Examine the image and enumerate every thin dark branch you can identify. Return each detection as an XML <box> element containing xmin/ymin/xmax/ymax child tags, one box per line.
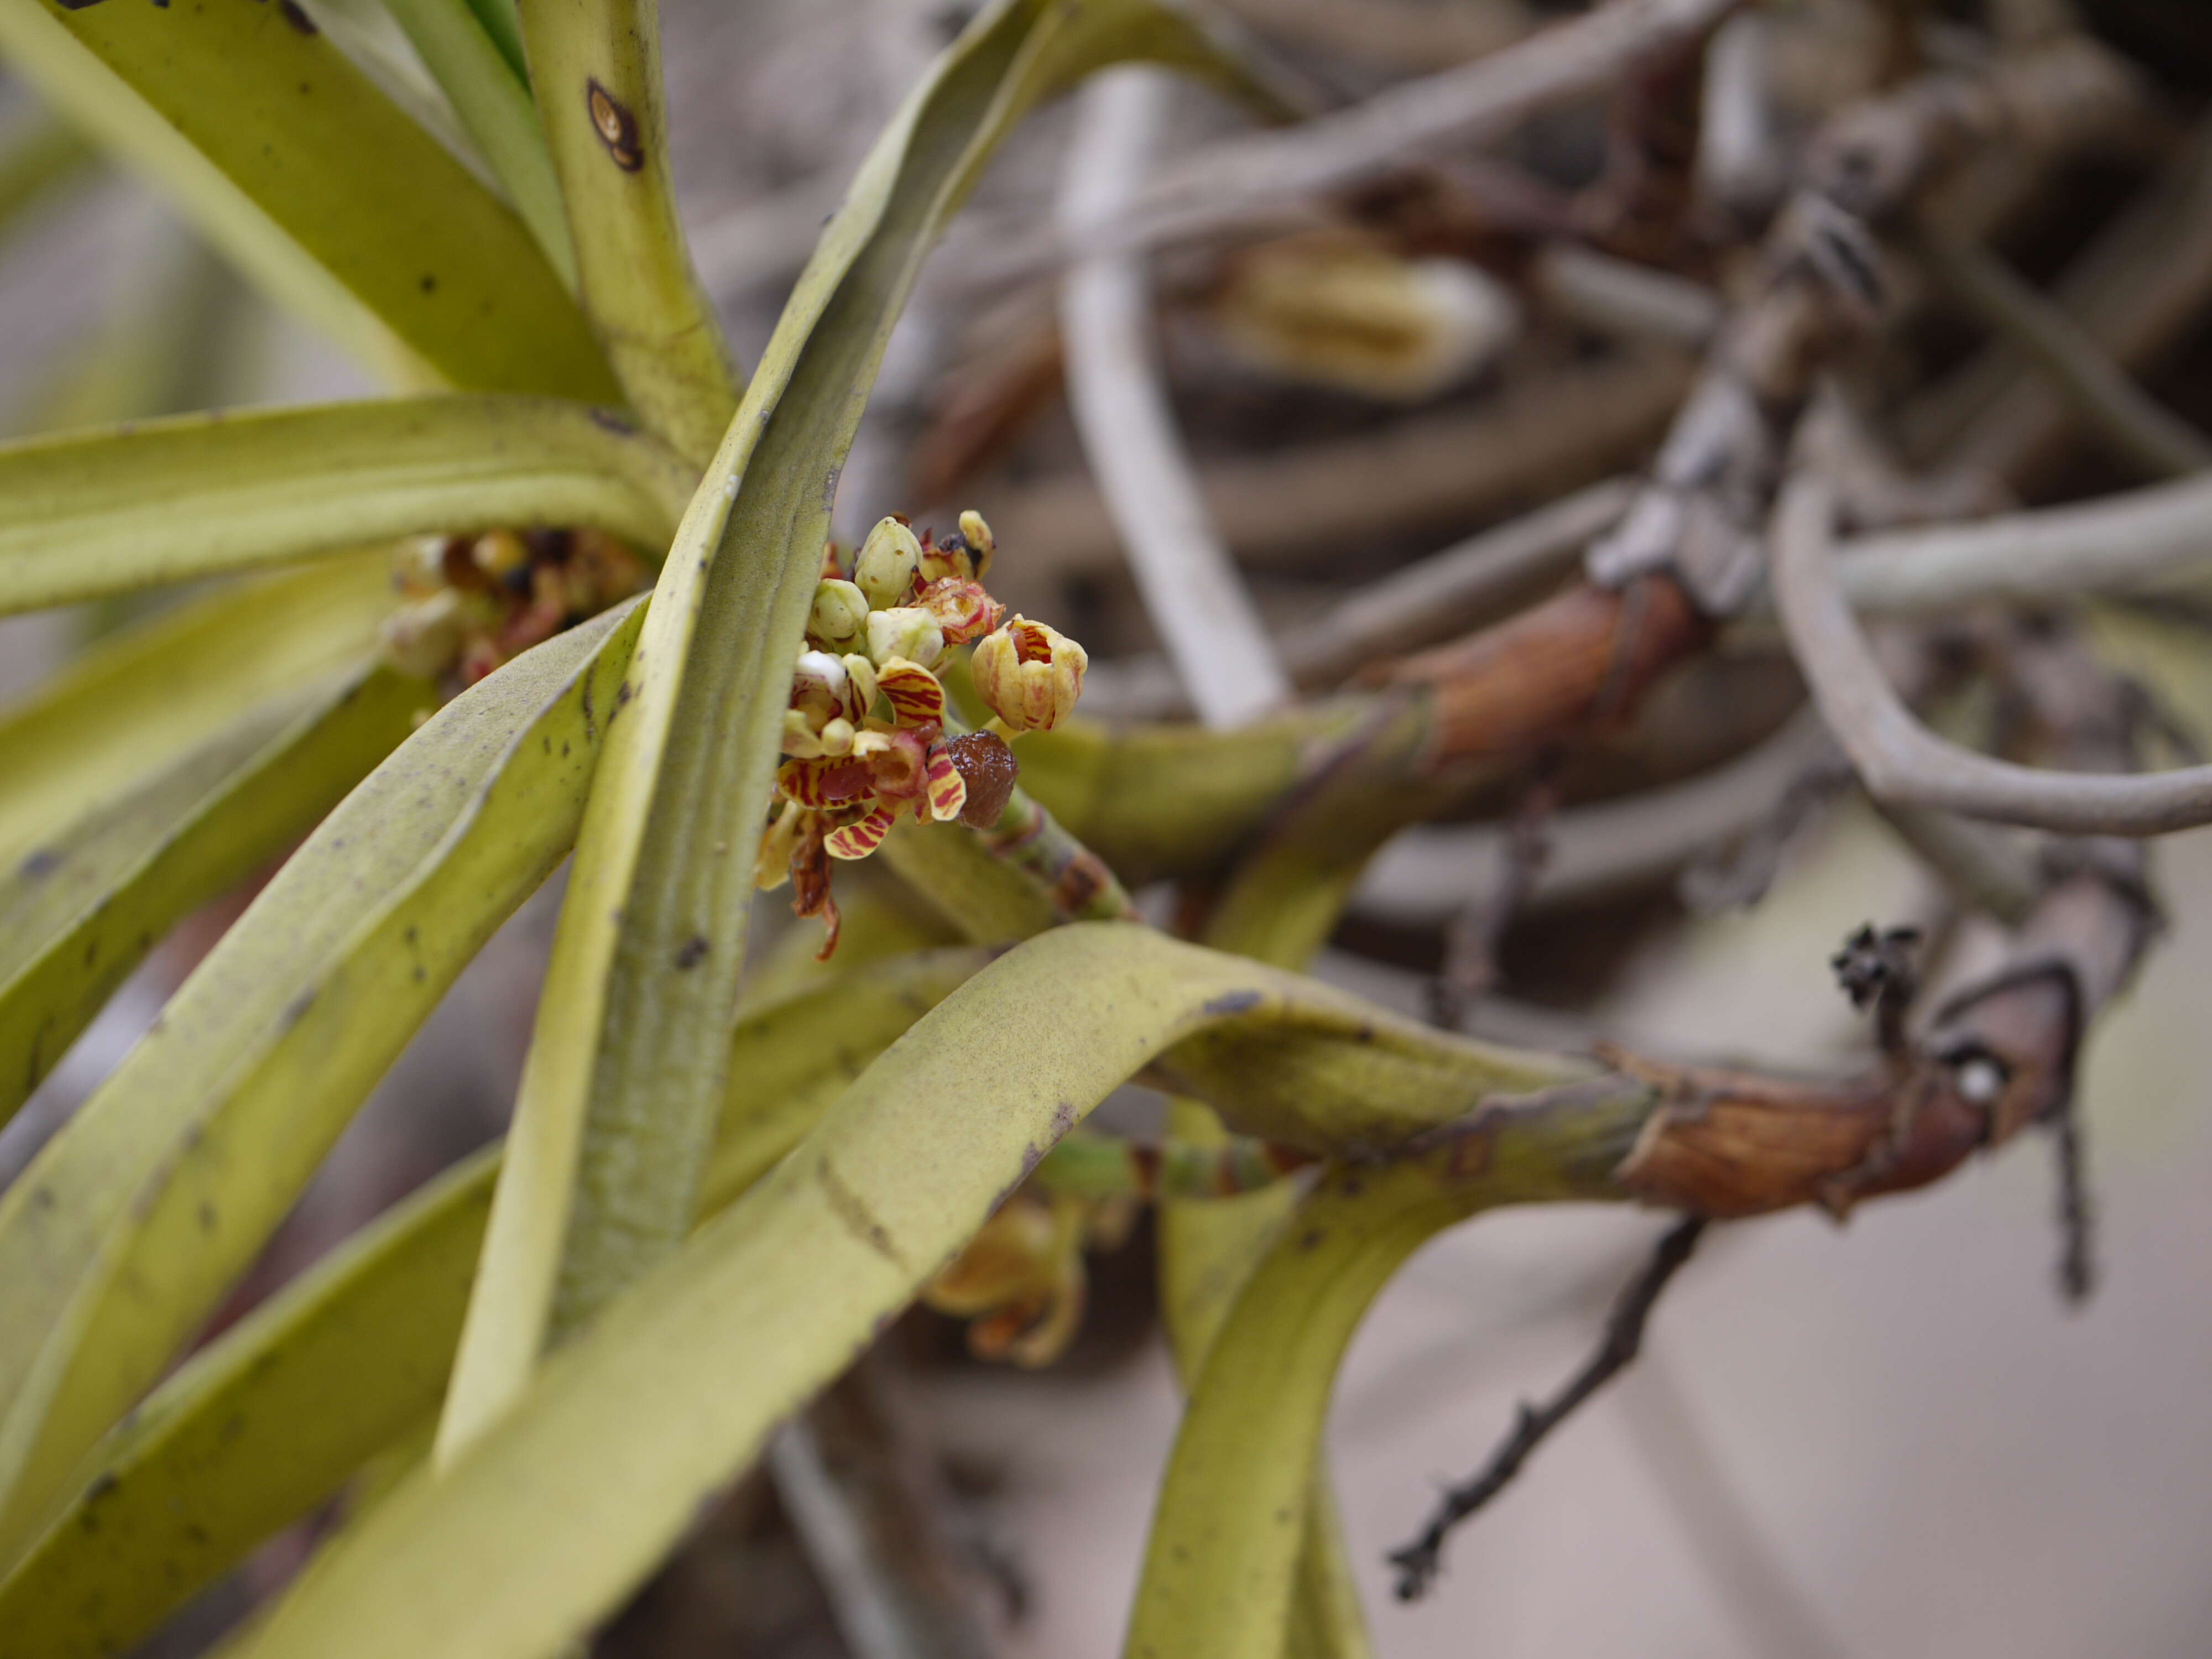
<box><xmin>1911</xmin><ymin>221</ymin><xmax>2212</xmax><ymax>481</ymax></box>
<box><xmin>2052</xmin><ymin>1107</ymin><xmax>2095</xmax><ymax>1304</ymax></box>
<box><xmin>1388</xmin><ymin>1213</ymin><xmax>1708</xmax><ymax>1600</ymax></box>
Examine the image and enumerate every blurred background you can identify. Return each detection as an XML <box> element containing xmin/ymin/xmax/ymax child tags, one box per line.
<box><xmin>3</xmin><ymin>0</ymin><xmax>2211</xmax><ymax>1654</ymax></box>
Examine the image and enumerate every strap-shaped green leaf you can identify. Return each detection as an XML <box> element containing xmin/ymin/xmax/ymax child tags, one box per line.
<box><xmin>0</xmin><ymin>947</ymin><xmax>994</xmax><ymax>1659</ymax></box>
<box><xmin>0</xmin><ymin>0</ymin><xmax>616</xmax><ymax>398</ymax></box>
<box><xmin>229</xmin><ymin>924</ymin><xmax>1574</xmax><ymax>1659</ymax></box>
<box><xmin>438</xmin><ymin>0</ymin><xmax>1294</xmax><ymax>1462</ymax></box>
<box><xmin>0</xmin><ymin>602</ymin><xmax>643</xmax><ymax>1571</ymax></box>
<box><xmin>519</xmin><ymin>0</ymin><xmax>737</xmax><ymax>462</ymax></box>
<box><xmin>381</xmin><ymin>0</ymin><xmax>576</xmax><ymax>290</ymax></box>
<box><xmin>0</xmin><ymin>551</ymin><xmax>395</xmax><ymax>875</ymax></box>
<box><xmin>0</xmin><ymin>397</ymin><xmax>695</xmax><ymax>616</ymax></box>
<box><xmin>1126</xmin><ymin>1086</ymin><xmax>1652</xmax><ymax>1659</ymax></box>
<box><xmin>0</xmin><ymin>664</ymin><xmax>426</xmax><ymax>1132</ymax></box>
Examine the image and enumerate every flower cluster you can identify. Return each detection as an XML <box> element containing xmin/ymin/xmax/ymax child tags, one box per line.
<box><xmin>381</xmin><ymin>528</ymin><xmax>648</xmax><ymax>691</ymax></box>
<box><xmin>758</xmin><ymin>510</ymin><xmax>1089</xmax><ymax>956</ymax></box>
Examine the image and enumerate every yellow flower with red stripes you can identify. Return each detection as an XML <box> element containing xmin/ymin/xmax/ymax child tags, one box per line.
<box><xmin>759</xmin><ymin>510</ymin><xmax>1084</xmax><ymax>957</ymax></box>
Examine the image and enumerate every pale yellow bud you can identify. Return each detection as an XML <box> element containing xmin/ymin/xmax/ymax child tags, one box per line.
<box><xmin>854</xmin><ymin>517</ymin><xmax>922</xmax><ymax>609</ymax></box>
<box><xmin>971</xmin><ymin>615</ymin><xmax>1087</xmax><ymax>733</ymax></box>
<box><xmin>865</xmin><ymin>606</ymin><xmax>945</xmax><ymax>669</ymax></box>
<box><xmin>808</xmin><ymin>578</ymin><xmax>870</xmax><ymax>650</ymax></box>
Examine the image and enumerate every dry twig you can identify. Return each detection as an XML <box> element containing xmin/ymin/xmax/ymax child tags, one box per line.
<box><xmin>957</xmin><ymin>0</ymin><xmax>1745</xmax><ymax>292</ymax></box>
<box><xmin>1911</xmin><ymin>221</ymin><xmax>2212</xmax><ymax>481</ymax></box>
<box><xmin>1058</xmin><ymin>68</ymin><xmax>1288</xmax><ymax>726</ymax></box>
<box><xmin>1387</xmin><ymin>1214</ymin><xmax>1708</xmax><ymax>1599</ymax></box>
<box><xmin>1774</xmin><ymin>473</ymin><xmax>2212</xmax><ymax>836</ymax></box>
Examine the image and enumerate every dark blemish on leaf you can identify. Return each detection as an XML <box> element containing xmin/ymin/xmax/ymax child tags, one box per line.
<box><xmin>411</xmin><ymin>965</ymin><xmax>426</xmax><ymax>983</ymax></box>
<box><xmin>992</xmin><ymin>1140</ymin><xmax>1049</xmax><ymax>1212</ymax></box>
<box><xmin>419</xmin><ymin>273</ymin><xmax>436</xmax><ymax>295</ymax></box>
<box><xmin>197</xmin><ymin>1202</ymin><xmax>217</xmax><ymax>1234</ymax></box>
<box><xmin>18</xmin><ymin>848</ymin><xmax>60</xmax><ymax>881</ymax></box>
<box><xmin>86</xmin><ymin>1472</ymin><xmax>118</xmax><ymax>1505</ymax></box>
<box><xmin>53</xmin><ymin>0</ymin><xmax>110</xmax><ymax>11</ymax></box>
<box><xmin>585</xmin><ymin>79</ymin><xmax>644</xmax><ymax>171</ymax></box>
<box><xmin>278</xmin><ymin>0</ymin><xmax>317</xmax><ymax>33</ymax></box>
<box><xmin>580</xmin><ymin>671</ymin><xmax>598</xmax><ymax>742</ymax></box>
<box><xmin>1298</xmin><ymin>1228</ymin><xmax>1325</xmax><ymax>1251</ymax></box>
<box><xmin>31</xmin><ymin>1185</ymin><xmax>55</xmax><ymax>1210</ymax></box>
<box><xmin>1202</xmin><ymin>989</ymin><xmax>1264</xmax><ymax>1019</ymax></box>
<box><xmin>279</xmin><ymin>989</ymin><xmax>316</xmax><ymax>1031</ymax></box>
<box><xmin>674</xmin><ymin>934</ymin><xmax>709</xmax><ymax>969</ymax></box>
<box><xmin>616</xmin><ymin>682</ymin><xmax>632</xmax><ymax>705</ymax></box>
<box><xmin>587</xmin><ymin>406</ymin><xmax>637</xmax><ymax>436</ymax></box>
<box><xmin>82</xmin><ymin>936</ymin><xmax>97</xmax><ymax>967</ymax></box>
<box><xmin>816</xmin><ymin>1156</ymin><xmax>907</xmax><ymax>1269</ymax></box>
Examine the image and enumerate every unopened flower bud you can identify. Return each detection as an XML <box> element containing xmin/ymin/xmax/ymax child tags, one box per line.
<box><xmin>808</xmin><ymin>578</ymin><xmax>870</xmax><ymax>650</ymax></box>
<box><xmin>971</xmin><ymin>616</ymin><xmax>1087</xmax><ymax>733</ymax></box>
<box><xmin>916</xmin><ymin>577</ymin><xmax>1003</xmax><ymax>645</ymax></box>
<box><xmin>855</xmin><ymin>517</ymin><xmax>922</xmax><ymax>609</ymax></box>
<box><xmin>958</xmin><ymin>510</ymin><xmax>995</xmax><ymax>575</ymax></box>
<box><xmin>865</xmin><ymin>606</ymin><xmax>944</xmax><ymax>669</ymax></box>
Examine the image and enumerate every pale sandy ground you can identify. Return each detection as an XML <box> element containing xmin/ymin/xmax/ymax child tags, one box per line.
<box><xmin>924</xmin><ymin>810</ymin><xmax>2212</xmax><ymax>1659</ymax></box>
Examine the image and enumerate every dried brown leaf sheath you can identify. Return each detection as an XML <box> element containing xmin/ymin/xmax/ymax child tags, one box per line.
<box><xmin>1611</xmin><ymin>1055</ymin><xmax>1991</xmax><ymax>1219</ymax></box>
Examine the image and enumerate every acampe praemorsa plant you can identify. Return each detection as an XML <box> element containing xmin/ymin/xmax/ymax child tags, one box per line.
<box><xmin>0</xmin><ymin>0</ymin><xmax>2204</xmax><ymax>1654</ymax></box>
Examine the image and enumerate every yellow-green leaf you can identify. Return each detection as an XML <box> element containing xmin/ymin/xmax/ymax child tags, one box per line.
<box><xmin>0</xmin><ymin>947</ymin><xmax>993</xmax><ymax>1659</ymax></box>
<box><xmin>0</xmin><ymin>0</ymin><xmax>616</xmax><ymax>398</ymax></box>
<box><xmin>0</xmin><ymin>602</ymin><xmax>643</xmax><ymax>1569</ymax></box>
<box><xmin>519</xmin><ymin>0</ymin><xmax>737</xmax><ymax>462</ymax></box>
<box><xmin>381</xmin><ymin>0</ymin><xmax>576</xmax><ymax>290</ymax></box>
<box><xmin>1126</xmin><ymin>1081</ymin><xmax>1653</xmax><ymax>1659</ymax></box>
<box><xmin>0</xmin><ymin>551</ymin><xmax>395</xmax><ymax>875</ymax></box>
<box><xmin>0</xmin><ymin>664</ymin><xmax>425</xmax><ymax>1131</ymax></box>
<box><xmin>235</xmin><ymin>924</ymin><xmax>1575</xmax><ymax>1659</ymax></box>
<box><xmin>439</xmin><ymin>0</ymin><xmax>1295</xmax><ymax>1462</ymax></box>
<box><xmin>0</xmin><ymin>396</ymin><xmax>695</xmax><ymax>615</ymax></box>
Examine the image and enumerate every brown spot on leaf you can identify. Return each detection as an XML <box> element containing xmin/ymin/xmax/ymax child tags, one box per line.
<box><xmin>586</xmin><ymin>79</ymin><xmax>644</xmax><ymax>171</ymax></box>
